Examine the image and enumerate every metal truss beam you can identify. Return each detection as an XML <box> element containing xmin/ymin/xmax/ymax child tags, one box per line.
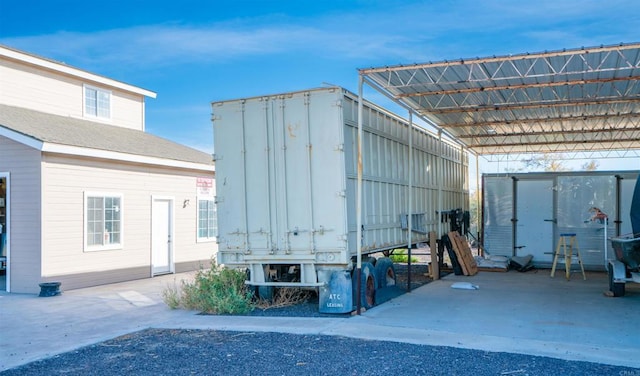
<box><xmin>423</xmin><ymin>97</ymin><xmax>640</xmax><ymax>114</ymax></box>
<box><xmin>359</xmin><ymin>43</ymin><xmax>640</xmax><ymax>74</ymax></box>
<box><xmin>360</xmin><ymin>42</ymin><xmax>640</xmax><ymax>156</ymax></box>
<box><xmin>395</xmin><ymin>76</ymin><xmax>640</xmax><ymax>98</ymax></box>
<box><xmin>457</xmin><ymin>127</ymin><xmax>640</xmax><ymax>139</ymax></box>
<box><xmin>471</xmin><ymin>139</ymin><xmax>640</xmax><ymax>155</ymax></box>
<box><xmin>480</xmin><ymin>149</ymin><xmax>640</xmax><ymax>162</ymax></box>
<box><xmin>440</xmin><ymin>113</ymin><xmax>640</xmax><ymax>129</ymax></box>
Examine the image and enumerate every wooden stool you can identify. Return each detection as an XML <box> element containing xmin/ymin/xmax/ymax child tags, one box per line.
<box><xmin>551</xmin><ymin>233</ymin><xmax>586</xmax><ymax>280</ymax></box>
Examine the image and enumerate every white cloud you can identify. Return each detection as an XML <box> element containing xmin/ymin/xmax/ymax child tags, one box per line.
<box><xmin>2</xmin><ymin>1</ymin><xmax>636</xmax><ymax>73</ymax></box>
<box><xmin>0</xmin><ymin>5</ymin><xmax>465</xmax><ymax>70</ymax></box>
<box><xmin>10</xmin><ymin>3</ymin><xmax>442</xmax><ymax>65</ymax></box>
<box><xmin>2</xmin><ymin>24</ymin><xmax>302</xmax><ymax>67</ymax></box>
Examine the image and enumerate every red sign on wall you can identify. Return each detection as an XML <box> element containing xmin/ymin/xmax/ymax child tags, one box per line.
<box><xmin>197</xmin><ymin>177</ymin><xmax>214</xmax><ymax>197</ymax></box>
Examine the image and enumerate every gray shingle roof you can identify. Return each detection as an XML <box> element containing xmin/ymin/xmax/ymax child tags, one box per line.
<box><xmin>0</xmin><ymin>104</ymin><xmax>213</xmax><ymax>166</ymax></box>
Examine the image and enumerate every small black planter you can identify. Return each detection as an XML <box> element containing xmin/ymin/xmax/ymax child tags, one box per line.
<box><xmin>39</xmin><ymin>282</ymin><xmax>61</xmax><ymax>297</ymax></box>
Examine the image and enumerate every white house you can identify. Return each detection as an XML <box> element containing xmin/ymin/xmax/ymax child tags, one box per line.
<box><xmin>0</xmin><ymin>45</ymin><xmax>217</xmax><ymax>293</ymax></box>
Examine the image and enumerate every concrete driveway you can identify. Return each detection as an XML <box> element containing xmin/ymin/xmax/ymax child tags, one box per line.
<box><xmin>1</xmin><ymin>269</ymin><xmax>638</xmax><ymax>371</ymax></box>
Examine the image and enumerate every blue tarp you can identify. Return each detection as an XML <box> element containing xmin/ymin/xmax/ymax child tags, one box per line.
<box><xmin>632</xmin><ymin>177</ymin><xmax>640</xmax><ymax>236</ymax></box>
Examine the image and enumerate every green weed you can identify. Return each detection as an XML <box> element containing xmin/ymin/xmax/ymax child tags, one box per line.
<box><xmin>162</xmin><ymin>259</ymin><xmax>254</xmax><ymax>314</ymax></box>
<box><xmin>389</xmin><ymin>249</ymin><xmax>419</xmax><ymax>263</ymax></box>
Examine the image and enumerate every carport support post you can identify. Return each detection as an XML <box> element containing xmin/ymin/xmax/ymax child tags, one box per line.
<box><xmin>511</xmin><ymin>176</ymin><xmax>518</xmax><ymax>257</ymax></box>
<box><xmin>476</xmin><ymin>155</ymin><xmax>481</xmax><ymax>255</ymax></box>
<box><xmin>437</xmin><ymin>130</ymin><xmax>443</xmax><ymax>240</ymax></box>
<box><xmin>407</xmin><ymin>111</ymin><xmax>413</xmax><ymax>292</ymax></box>
<box><xmin>356</xmin><ymin>75</ymin><xmax>364</xmax><ymax>314</ymax></box>
<box><xmin>461</xmin><ymin>144</ymin><xmax>465</xmax><ymax>214</ymax></box>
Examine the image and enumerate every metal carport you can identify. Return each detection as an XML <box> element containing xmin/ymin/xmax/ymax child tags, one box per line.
<box><xmin>358</xmin><ymin>42</ymin><xmax>640</xmax><ymax>158</ymax></box>
<box><xmin>352</xmin><ymin>43</ymin><xmax>640</xmax><ymax>302</ymax></box>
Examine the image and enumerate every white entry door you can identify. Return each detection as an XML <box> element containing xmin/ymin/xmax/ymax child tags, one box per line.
<box><xmin>152</xmin><ymin>198</ymin><xmax>173</xmax><ymax>275</ymax></box>
<box><xmin>516</xmin><ymin>179</ymin><xmax>555</xmax><ymax>262</ymax></box>
<box><xmin>0</xmin><ymin>173</ymin><xmax>8</xmax><ymax>292</ymax></box>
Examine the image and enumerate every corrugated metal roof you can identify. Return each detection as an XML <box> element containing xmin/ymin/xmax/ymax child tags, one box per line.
<box><xmin>359</xmin><ymin>43</ymin><xmax>640</xmax><ymax>156</ymax></box>
<box><xmin>0</xmin><ymin>104</ymin><xmax>213</xmax><ymax>167</ymax></box>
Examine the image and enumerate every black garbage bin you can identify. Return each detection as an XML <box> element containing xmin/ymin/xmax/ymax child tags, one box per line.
<box><xmin>39</xmin><ymin>282</ymin><xmax>61</xmax><ymax>297</ymax></box>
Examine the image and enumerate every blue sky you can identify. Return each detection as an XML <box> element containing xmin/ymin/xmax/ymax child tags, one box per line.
<box><xmin>1</xmin><ymin>0</ymin><xmax>639</xmax><ymax>174</ymax></box>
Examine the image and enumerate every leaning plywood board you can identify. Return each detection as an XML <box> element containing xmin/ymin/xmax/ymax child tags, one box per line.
<box><xmin>460</xmin><ymin>235</ymin><xmax>478</xmax><ymax>275</ymax></box>
<box><xmin>448</xmin><ymin>232</ymin><xmax>478</xmax><ymax>276</ymax></box>
<box><xmin>458</xmin><ymin>233</ymin><xmax>478</xmax><ymax>276</ymax></box>
<box><xmin>447</xmin><ymin>232</ymin><xmax>467</xmax><ymax>275</ymax></box>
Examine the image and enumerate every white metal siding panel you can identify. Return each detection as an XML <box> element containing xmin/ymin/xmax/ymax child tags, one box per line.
<box><xmin>483</xmin><ymin>176</ymin><xmax>514</xmax><ymax>257</ymax></box>
<box><xmin>301</xmin><ymin>91</ymin><xmax>348</xmax><ymax>260</ymax></box>
<box><xmin>342</xmin><ymin>94</ymin><xmax>468</xmax><ymax>254</ymax></box>
<box><xmin>244</xmin><ymin>98</ymin><xmax>275</xmax><ymax>255</ymax></box>
<box><xmin>40</xmin><ymin>154</ymin><xmax>215</xmax><ymax>277</ymax></box>
<box><xmin>483</xmin><ymin>172</ymin><xmax>638</xmax><ymax>269</ymax></box>
<box><xmin>213</xmin><ymin>100</ymin><xmax>254</xmax><ymax>259</ymax></box>
<box><xmin>214</xmin><ymin>89</ymin><xmax>348</xmax><ymax>266</ymax></box>
<box><xmin>0</xmin><ymin>57</ymin><xmax>145</xmax><ymax>130</ymax></box>
<box><xmin>273</xmin><ymin>91</ymin><xmax>347</xmax><ymax>256</ymax></box>
<box><xmin>0</xmin><ymin>136</ymin><xmax>42</xmax><ymax>293</ymax></box>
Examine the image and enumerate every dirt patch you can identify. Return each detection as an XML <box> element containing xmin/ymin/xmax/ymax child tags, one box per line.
<box><xmin>394</xmin><ymin>263</ymin><xmax>432</xmax><ymax>289</ymax></box>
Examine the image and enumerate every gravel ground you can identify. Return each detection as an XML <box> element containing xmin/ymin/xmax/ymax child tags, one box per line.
<box><xmin>3</xmin><ymin>263</ymin><xmax>637</xmax><ymax>375</ymax></box>
<box><xmin>3</xmin><ymin>329</ymin><xmax>636</xmax><ymax>376</ymax></box>
<box><xmin>5</xmin><ymin>264</ymin><xmax>640</xmax><ymax>376</ymax></box>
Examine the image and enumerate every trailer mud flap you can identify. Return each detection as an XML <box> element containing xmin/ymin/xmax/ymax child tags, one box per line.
<box><xmin>319</xmin><ymin>271</ymin><xmax>352</xmax><ymax>314</ymax></box>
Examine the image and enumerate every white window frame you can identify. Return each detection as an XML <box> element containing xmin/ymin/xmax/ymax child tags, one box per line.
<box><xmin>83</xmin><ymin>84</ymin><xmax>112</xmax><ymax>120</ymax></box>
<box><xmin>84</xmin><ymin>192</ymin><xmax>123</xmax><ymax>252</ymax></box>
<box><xmin>196</xmin><ymin>196</ymin><xmax>217</xmax><ymax>242</ymax></box>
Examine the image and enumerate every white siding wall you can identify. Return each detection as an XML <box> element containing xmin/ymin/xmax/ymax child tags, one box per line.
<box><xmin>0</xmin><ymin>58</ymin><xmax>145</xmax><ymax>130</ymax></box>
<box><xmin>41</xmin><ymin>154</ymin><xmax>216</xmax><ymax>278</ymax></box>
<box><xmin>112</xmin><ymin>90</ymin><xmax>145</xmax><ymax>131</ymax></box>
<box><xmin>0</xmin><ymin>137</ymin><xmax>42</xmax><ymax>293</ymax></box>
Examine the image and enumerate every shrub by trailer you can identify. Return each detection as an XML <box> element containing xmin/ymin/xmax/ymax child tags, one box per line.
<box><xmin>212</xmin><ymin>87</ymin><xmax>467</xmax><ymax>313</ymax></box>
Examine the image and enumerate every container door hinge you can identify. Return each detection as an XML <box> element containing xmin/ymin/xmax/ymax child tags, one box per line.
<box><xmin>337</xmin><ymin>190</ymin><xmax>346</xmax><ymax>197</ymax></box>
<box><xmin>335</xmin><ymin>144</ymin><xmax>344</xmax><ymax>151</ymax></box>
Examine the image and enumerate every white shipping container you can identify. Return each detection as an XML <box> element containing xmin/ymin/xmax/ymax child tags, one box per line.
<box><xmin>212</xmin><ymin>87</ymin><xmax>467</xmax><ymax>312</ymax></box>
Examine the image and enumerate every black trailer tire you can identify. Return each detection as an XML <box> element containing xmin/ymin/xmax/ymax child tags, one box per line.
<box><xmin>608</xmin><ymin>262</ymin><xmax>625</xmax><ymax>297</ymax></box>
<box><xmin>375</xmin><ymin>257</ymin><xmax>396</xmax><ymax>288</ymax></box>
<box><xmin>353</xmin><ymin>262</ymin><xmax>377</xmax><ymax>309</ymax></box>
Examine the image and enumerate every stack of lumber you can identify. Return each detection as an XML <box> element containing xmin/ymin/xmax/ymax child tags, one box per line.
<box><xmin>447</xmin><ymin>231</ymin><xmax>478</xmax><ymax>276</ymax></box>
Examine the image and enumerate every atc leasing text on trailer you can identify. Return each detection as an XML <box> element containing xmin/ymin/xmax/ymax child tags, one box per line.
<box><xmin>212</xmin><ymin>87</ymin><xmax>467</xmax><ymax>313</ymax></box>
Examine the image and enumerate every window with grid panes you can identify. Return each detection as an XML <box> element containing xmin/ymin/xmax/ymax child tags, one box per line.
<box><xmin>85</xmin><ymin>193</ymin><xmax>122</xmax><ymax>250</ymax></box>
<box><xmin>84</xmin><ymin>85</ymin><xmax>111</xmax><ymax>119</ymax></box>
<box><xmin>197</xmin><ymin>198</ymin><xmax>217</xmax><ymax>241</ymax></box>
